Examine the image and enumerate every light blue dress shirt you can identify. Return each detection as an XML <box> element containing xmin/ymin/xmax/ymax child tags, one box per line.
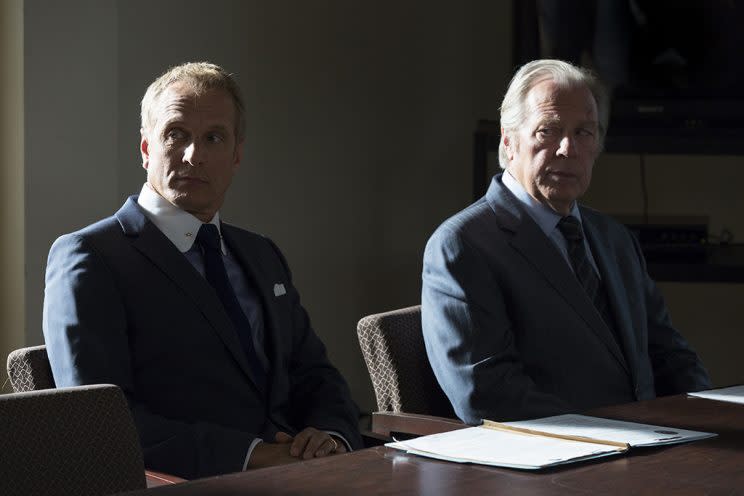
<box><xmin>502</xmin><ymin>171</ymin><xmax>601</xmax><ymax>277</ymax></box>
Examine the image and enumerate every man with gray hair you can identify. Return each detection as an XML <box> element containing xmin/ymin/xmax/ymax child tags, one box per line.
<box><xmin>421</xmin><ymin>59</ymin><xmax>710</xmax><ymax>425</ymax></box>
<box><xmin>43</xmin><ymin>61</ymin><xmax>361</xmax><ymax>479</ymax></box>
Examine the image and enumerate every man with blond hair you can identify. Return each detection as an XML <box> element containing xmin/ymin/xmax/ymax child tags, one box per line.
<box><xmin>44</xmin><ymin>62</ymin><xmax>361</xmax><ymax>479</ymax></box>
<box><xmin>422</xmin><ymin>59</ymin><xmax>710</xmax><ymax>425</ymax></box>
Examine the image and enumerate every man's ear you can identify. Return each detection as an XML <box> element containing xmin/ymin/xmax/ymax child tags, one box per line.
<box><xmin>502</xmin><ymin>128</ymin><xmax>514</xmax><ymax>160</ymax></box>
<box><xmin>233</xmin><ymin>140</ymin><xmax>244</xmax><ymax>171</ymax></box>
<box><xmin>140</xmin><ymin>129</ymin><xmax>150</xmax><ymax>170</ymax></box>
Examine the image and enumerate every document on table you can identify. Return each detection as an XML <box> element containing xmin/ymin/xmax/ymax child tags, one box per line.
<box><xmin>387</xmin><ymin>414</ymin><xmax>715</xmax><ymax>470</ymax></box>
<box><xmin>688</xmin><ymin>384</ymin><xmax>744</xmax><ymax>405</ymax></box>
<box><xmin>387</xmin><ymin>425</ymin><xmax>624</xmax><ymax>470</ymax></box>
<box><xmin>505</xmin><ymin>414</ymin><xmax>716</xmax><ymax>447</ymax></box>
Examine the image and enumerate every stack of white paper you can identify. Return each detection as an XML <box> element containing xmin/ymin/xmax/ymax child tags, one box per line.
<box><xmin>388</xmin><ymin>414</ymin><xmax>716</xmax><ymax>470</ymax></box>
<box><xmin>688</xmin><ymin>385</ymin><xmax>744</xmax><ymax>405</ymax></box>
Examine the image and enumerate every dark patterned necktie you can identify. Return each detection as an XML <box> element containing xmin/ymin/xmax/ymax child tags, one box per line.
<box><xmin>558</xmin><ymin>216</ymin><xmax>600</xmax><ymax>301</ymax></box>
<box><xmin>557</xmin><ymin>216</ymin><xmax>616</xmax><ymax>335</ymax></box>
<box><xmin>196</xmin><ymin>223</ymin><xmax>266</xmax><ymax>392</ymax></box>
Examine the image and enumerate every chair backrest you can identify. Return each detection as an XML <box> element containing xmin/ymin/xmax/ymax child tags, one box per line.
<box><xmin>6</xmin><ymin>344</ymin><xmax>56</xmax><ymax>392</ymax></box>
<box><xmin>0</xmin><ymin>384</ymin><xmax>147</xmax><ymax>496</ymax></box>
<box><xmin>357</xmin><ymin>305</ymin><xmax>454</xmax><ymax>417</ymax></box>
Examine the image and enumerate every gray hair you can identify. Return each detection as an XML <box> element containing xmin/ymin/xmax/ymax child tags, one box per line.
<box><xmin>140</xmin><ymin>61</ymin><xmax>246</xmax><ymax>142</ymax></box>
<box><xmin>498</xmin><ymin>59</ymin><xmax>608</xmax><ymax>168</ymax></box>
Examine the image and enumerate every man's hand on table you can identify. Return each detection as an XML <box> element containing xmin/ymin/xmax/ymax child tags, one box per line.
<box><xmin>248</xmin><ymin>428</ymin><xmax>346</xmax><ymax>469</ymax></box>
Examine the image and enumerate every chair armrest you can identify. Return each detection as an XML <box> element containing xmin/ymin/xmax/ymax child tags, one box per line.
<box><xmin>371</xmin><ymin>411</ymin><xmax>466</xmax><ymax>438</ymax></box>
<box><xmin>361</xmin><ymin>429</ymin><xmax>393</xmax><ymax>446</ymax></box>
<box><xmin>145</xmin><ymin>470</ymin><xmax>186</xmax><ymax>487</ymax></box>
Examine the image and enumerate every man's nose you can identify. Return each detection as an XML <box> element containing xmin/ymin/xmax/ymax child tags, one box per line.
<box><xmin>556</xmin><ymin>135</ymin><xmax>576</xmax><ymax>157</ymax></box>
<box><xmin>183</xmin><ymin>141</ymin><xmax>205</xmax><ymax>166</ymax></box>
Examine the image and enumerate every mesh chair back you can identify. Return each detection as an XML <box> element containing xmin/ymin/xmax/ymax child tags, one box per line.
<box><xmin>7</xmin><ymin>344</ymin><xmax>56</xmax><ymax>392</ymax></box>
<box><xmin>0</xmin><ymin>384</ymin><xmax>146</xmax><ymax>496</ymax></box>
<box><xmin>357</xmin><ymin>305</ymin><xmax>454</xmax><ymax>417</ymax></box>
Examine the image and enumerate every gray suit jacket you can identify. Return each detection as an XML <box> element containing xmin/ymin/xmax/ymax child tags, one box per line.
<box><xmin>43</xmin><ymin>196</ymin><xmax>361</xmax><ymax>479</ymax></box>
<box><xmin>422</xmin><ymin>174</ymin><xmax>710</xmax><ymax>424</ymax></box>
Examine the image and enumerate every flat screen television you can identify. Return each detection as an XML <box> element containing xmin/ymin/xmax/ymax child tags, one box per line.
<box><xmin>513</xmin><ymin>0</ymin><xmax>744</xmax><ymax>154</ymax></box>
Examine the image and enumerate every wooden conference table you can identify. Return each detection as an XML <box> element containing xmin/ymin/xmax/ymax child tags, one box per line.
<box><xmin>122</xmin><ymin>394</ymin><xmax>744</xmax><ymax>495</ymax></box>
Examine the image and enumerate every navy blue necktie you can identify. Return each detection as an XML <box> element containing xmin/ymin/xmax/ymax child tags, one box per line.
<box><xmin>196</xmin><ymin>223</ymin><xmax>266</xmax><ymax>392</ymax></box>
<box><xmin>557</xmin><ymin>216</ymin><xmax>617</xmax><ymax>338</ymax></box>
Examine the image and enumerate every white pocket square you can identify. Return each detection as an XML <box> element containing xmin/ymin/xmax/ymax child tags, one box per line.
<box><xmin>273</xmin><ymin>283</ymin><xmax>286</xmax><ymax>297</ymax></box>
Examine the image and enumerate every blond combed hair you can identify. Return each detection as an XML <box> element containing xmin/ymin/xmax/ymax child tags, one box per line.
<box><xmin>140</xmin><ymin>61</ymin><xmax>246</xmax><ymax>141</ymax></box>
<box><xmin>498</xmin><ymin>59</ymin><xmax>608</xmax><ymax>168</ymax></box>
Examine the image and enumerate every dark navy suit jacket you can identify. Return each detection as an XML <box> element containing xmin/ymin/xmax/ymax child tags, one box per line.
<box><xmin>422</xmin><ymin>174</ymin><xmax>710</xmax><ymax>424</ymax></box>
<box><xmin>43</xmin><ymin>196</ymin><xmax>361</xmax><ymax>479</ymax></box>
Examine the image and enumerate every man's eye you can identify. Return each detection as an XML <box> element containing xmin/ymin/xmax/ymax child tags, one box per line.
<box><xmin>207</xmin><ymin>134</ymin><xmax>224</xmax><ymax>144</ymax></box>
<box><xmin>165</xmin><ymin>129</ymin><xmax>186</xmax><ymax>141</ymax></box>
<box><xmin>577</xmin><ymin>128</ymin><xmax>595</xmax><ymax>137</ymax></box>
<box><xmin>537</xmin><ymin>128</ymin><xmax>556</xmax><ymax>137</ymax></box>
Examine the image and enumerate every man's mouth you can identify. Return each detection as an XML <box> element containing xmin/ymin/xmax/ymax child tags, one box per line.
<box><xmin>173</xmin><ymin>176</ymin><xmax>207</xmax><ymax>184</ymax></box>
<box><xmin>545</xmin><ymin>170</ymin><xmax>577</xmax><ymax>180</ymax></box>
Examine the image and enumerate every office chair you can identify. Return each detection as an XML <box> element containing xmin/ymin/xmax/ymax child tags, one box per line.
<box><xmin>6</xmin><ymin>344</ymin><xmax>55</xmax><ymax>392</ymax></box>
<box><xmin>6</xmin><ymin>345</ymin><xmax>185</xmax><ymax>487</ymax></box>
<box><xmin>357</xmin><ymin>306</ymin><xmax>464</xmax><ymax>438</ymax></box>
<box><xmin>0</xmin><ymin>384</ymin><xmax>146</xmax><ymax>496</ymax></box>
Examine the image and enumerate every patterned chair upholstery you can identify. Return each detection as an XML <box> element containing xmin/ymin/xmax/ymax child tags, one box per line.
<box><xmin>6</xmin><ymin>345</ymin><xmax>185</xmax><ymax>487</ymax></box>
<box><xmin>357</xmin><ymin>305</ymin><xmax>455</xmax><ymax>417</ymax></box>
<box><xmin>6</xmin><ymin>344</ymin><xmax>56</xmax><ymax>392</ymax></box>
<box><xmin>0</xmin><ymin>384</ymin><xmax>146</xmax><ymax>496</ymax></box>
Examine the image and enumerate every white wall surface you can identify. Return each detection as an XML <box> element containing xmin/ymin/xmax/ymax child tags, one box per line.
<box><xmin>0</xmin><ymin>0</ymin><xmax>25</xmax><ymax>384</ymax></box>
<box><xmin>24</xmin><ymin>0</ymin><xmax>119</xmax><ymax>352</ymax></box>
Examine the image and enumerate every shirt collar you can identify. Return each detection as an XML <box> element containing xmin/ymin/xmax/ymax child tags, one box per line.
<box><xmin>137</xmin><ymin>183</ymin><xmax>226</xmax><ymax>254</ymax></box>
<box><xmin>502</xmin><ymin>169</ymin><xmax>582</xmax><ymax>237</ymax></box>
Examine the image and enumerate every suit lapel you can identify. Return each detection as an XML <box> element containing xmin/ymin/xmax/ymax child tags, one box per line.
<box><xmin>221</xmin><ymin>225</ymin><xmax>285</xmax><ymax>405</ymax></box>
<box><xmin>486</xmin><ymin>177</ymin><xmax>628</xmax><ymax>372</ymax></box>
<box><xmin>582</xmin><ymin>212</ymin><xmax>637</xmax><ymax>381</ymax></box>
<box><xmin>114</xmin><ymin>197</ymin><xmax>259</xmax><ymax>388</ymax></box>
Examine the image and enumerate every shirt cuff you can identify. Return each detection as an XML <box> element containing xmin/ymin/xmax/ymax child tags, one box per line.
<box><xmin>324</xmin><ymin>430</ymin><xmax>352</xmax><ymax>452</ymax></box>
<box><xmin>242</xmin><ymin>438</ymin><xmax>264</xmax><ymax>470</ymax></box>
